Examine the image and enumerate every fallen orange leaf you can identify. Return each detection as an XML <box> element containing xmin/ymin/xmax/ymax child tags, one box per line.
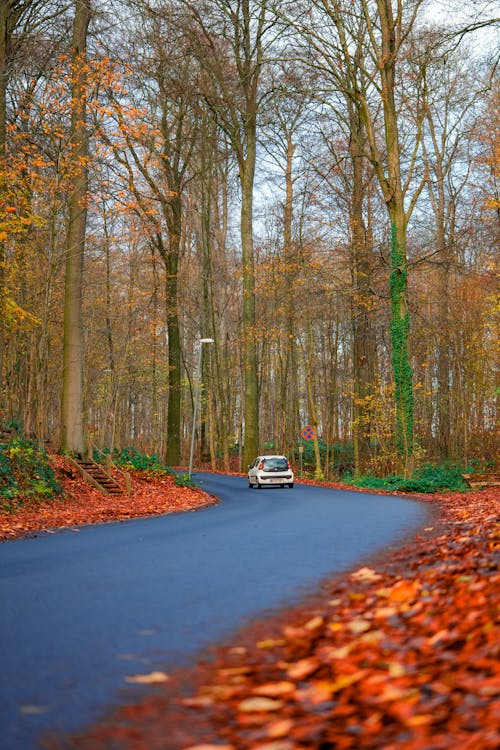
<box><xmin>124</xmin><ymin>671</ymin><xmax>170</xmax><ymax>684</ymax></box>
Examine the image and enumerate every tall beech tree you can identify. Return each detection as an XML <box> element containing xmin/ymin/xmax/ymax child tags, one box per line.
<box><xmin>60</xmin><ymin>0</ymin><xmax>90</xmax><ymax>454</ymax></box>
<box><xmin>291</xmin><ymin>0</ymin><xmax>429</xmax><ymax>475</ymax></box>
<box><xmin>101</xmin><ymin>7</ymin><xmax>201</xmax><ymax>464</ymax></box>
<box><xmin>337</xmin><ymin>0</ymin><xmax>428</xmax><ymax>476</ymax></box>
<box><xmin>194</xmin><ymin>115</ymin><xmax>234</xmax><ymax>468</ymax></box>
<box><xmin>417</xmin><ymin>40</ymin><xmax>484</xmax><ymax>458</ymax></box>
<box><xmin>348</xmin><ymin>104</ymin><xmax>378</xmax><ymax>477</ymax></box>
<box><xmin>307</xmin><ymin>65</ymin><xmax>378</xmax><ymax>475</ymax></box>
<box><xmin>184</xmin><ymin>0</ymin><xmax>275</xmax><ymax>467</ymax></box>
<box><xmin>259</xmin><ymin>62</ymin><xmax>311</xmax><ymax>457</ymax></box>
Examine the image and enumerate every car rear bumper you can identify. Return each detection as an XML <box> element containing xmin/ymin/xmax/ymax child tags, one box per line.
<box><xmin>258</xmin><ymin>474</ymin><xmax>293</xmax><ymax>484</ymax></box>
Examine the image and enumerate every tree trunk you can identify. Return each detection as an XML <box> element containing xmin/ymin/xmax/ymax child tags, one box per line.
<box><xmin>281</xmin><ymin>133</ymin><xmax>299</xmax><ymax>456</ymax></box>
<box><xmin>200</xmin><ymin>139</ymin><xmax>213</xmax><ymax>463</ymax></box>
<box><xmin>422</xmin><ymin>92</ymin><xmax>453</xmax><ymax>460</ymax></box>
<box><xmin>436</xmin><ymin>234</ymin><xmax>451</xmax><ymax>459</ymax></box>
<box><xmin>305</xmin><ymin>319</ymin><xmax>323</xmax><ymax>479</ymax></box>
<box><xmin>60</xmin><ymin>0</ymin><xmax>90</xmax><ymax>455</ymax></box>
<box><xmin>160</xmin><ymin>209</ymin><xmax>182</xmax><ymax>466</ymax></box>
<box><xmin>349</xmin><ymin>115</ymin><xmax>376</xmax><ymax>477</ymax></box>
<box><xmin>206</xmin><ymin>140</ymin><xmax>231</xmax><ymax>471</ymax></box>
<box><xmin>376</xmin><ymin>0</ymin><xmax>415</xmax><ymax>476</ymax></box>
<box><xmin>388</xmin><ymin>214</ymin><xmax>414</xmax><ymax>474</ymax></box>
<box><xmin>240</xmin><ymin>123</ymin><xmax>259</xmax><ymax>467</ymax></box>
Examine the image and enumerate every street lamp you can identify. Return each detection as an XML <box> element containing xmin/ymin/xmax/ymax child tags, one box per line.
<box><xmin>188</xmin><ymin>337</ymin><xmax>214</xmax><ymax>477</ymax></box>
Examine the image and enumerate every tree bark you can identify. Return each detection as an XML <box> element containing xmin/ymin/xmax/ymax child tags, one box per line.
<box><xmin>240</xmin><ymin>116</ymin><xmax>259</xmax><ymax>466</ymax></box>
<box><xmin>349</xmin><ymin>112</ymin><xmax>377</xmax><ymax>477</ymax></box>
<box><xmin>281</xmin><ymin>133</ymin><xmax>300</xmax><ymax>456</ymax></box>
<box><xmin>60</xmin><ymin>0</ymin><xmax>90</xmax><ymax>455</ymax></box>
<box><xmin>158</xmin><ymin>215</ymin><xmax>182</xmax><ymax>466</ymax></box>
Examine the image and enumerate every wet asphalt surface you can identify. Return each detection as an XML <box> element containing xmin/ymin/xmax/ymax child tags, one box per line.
<box><xmin>0</xmin><ymin>473</ymin><xmax>430</xmax><ymax>749</ymax></box>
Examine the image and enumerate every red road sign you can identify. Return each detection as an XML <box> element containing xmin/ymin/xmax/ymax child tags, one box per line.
<box><xmin>301</xmin><ymin>425</ymin><xmax>316</xmax><ymax>441</ymax></box>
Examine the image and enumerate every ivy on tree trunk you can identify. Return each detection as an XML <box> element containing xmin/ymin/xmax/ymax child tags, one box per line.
<box><xmin>389</xmin><ymin>221</ymin><xmax>414</xmax><ymax>475</ymax></box>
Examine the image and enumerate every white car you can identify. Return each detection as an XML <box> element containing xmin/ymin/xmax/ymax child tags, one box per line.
<box><xmin>248</xmin><ymin>455</ymin><xmax>294</xmax><ymax>489</ymax></box>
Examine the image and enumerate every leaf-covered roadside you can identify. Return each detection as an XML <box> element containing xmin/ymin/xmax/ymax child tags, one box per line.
<box><xmin>46</xmin><ymin>488</ymin><xmax>499</xmax><ymax>750</ymax></box>
<box><xmin>0</xmin><ymin>455</ymin><xmax>215</xmax><ymax>541</ymax></box>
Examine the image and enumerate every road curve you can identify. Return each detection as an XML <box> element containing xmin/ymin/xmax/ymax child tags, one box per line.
<box><xmin>0</xmin><ymin>474</ymin><xmax>430</xmax><ymax>749</ymax></box>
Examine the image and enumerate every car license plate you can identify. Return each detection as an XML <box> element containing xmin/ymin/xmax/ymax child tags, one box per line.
<box><xmin>271</xmin><ymin>478</ymin><xmax>281</xmax><ymax>483</ymax></box>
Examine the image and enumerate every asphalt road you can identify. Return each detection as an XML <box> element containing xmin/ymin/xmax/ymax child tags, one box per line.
<box><xmin>0</xmin><ymin>474</ymin><xmax>430</xmax><ymax>749</ymax></box>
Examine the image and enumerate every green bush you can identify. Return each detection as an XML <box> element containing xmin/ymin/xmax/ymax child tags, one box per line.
<box><xmin>100</xmin><ymin>448</ymin><xmax>199</xmax><ymax>488</ymax></box>
<box><xmin>347</xmin><ymin>474</ymin><xmax>403</xmax><ymax>491</ymax></box>
<box><xmin>293</xmin><ymin>440</ymin><xmax>354</xmax><ymax>475</ymax></box>
<box><xmin>403</xmin><ymin>463</ymin><xmax>469</xmax><ymax>492</ymax></box>
<box><xmin>331</xmin><ymin>441</ymin><xmax>354</xmax><ymax>474</ymax></box>
<box><xmin>0</xmin><ymin>437</ymin><xmax>62</xmax><ymax>510</ymax></box>
<box><xmin>111</xmin><ymin>447</ymin><xmax>172</xmax><ymax>475</ymax></box>
<box><xmin>0</xmin><ymin>448</ymin><xmax>18</xmax><ymax>502</ymax></box>
<box><xmin>174</xmin><ymin>473</ymin><xmax>195</xmax><ymax>488</ymax></box>
<box><xmin>348</xmin><ymin>462</ymin><xmax>470</xmax><ymax>494</ymax></box>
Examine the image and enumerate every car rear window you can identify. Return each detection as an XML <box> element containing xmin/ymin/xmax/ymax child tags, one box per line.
<box><xmin>263</xmin><ymin>458</ymin><xmax>288</xmax><ymax>471</ymax></box>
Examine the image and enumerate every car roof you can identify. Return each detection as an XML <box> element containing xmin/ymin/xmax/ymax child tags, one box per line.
<box><xmin>258</xmin><ymin>454</ymin><xmax>288</xmax><ymax>459</ymax></box>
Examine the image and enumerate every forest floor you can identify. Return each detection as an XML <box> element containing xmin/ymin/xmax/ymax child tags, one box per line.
<box><xmin>2</xmin><ymin>458</ymin><xmax>499</xmax><ymax>749</ymax></box>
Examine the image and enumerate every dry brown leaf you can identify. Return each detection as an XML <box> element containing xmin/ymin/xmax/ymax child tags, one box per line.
<box><xmin>265</xmin><ymin>718</ymin><xmax>295</xmax><ymax>738</ymax></box>
<box><xmin>286</xmin><ymin>656</ymin><xmax>321</xmax><ymax>680</ymax></box>
<box><xmin>303</xmin><ymin>615</ymin><xmax>324</xmax><ymax>630</ymax></box>
<box><xmin>178</xmin><ymin>696</ymin><xmax>214</xmax><ymax>708</ymax></box>
<box><xmin>347</xmin><ymin>618</ymin><xmax>371</xmax><ymax>634</ymax></box>
<box><xmin>124</xmin><ymin>671</ymin><xmax>170</xmax><ymax>684</ymax></box>
<box><xmin>351</xmin><ymin>567</ymin><xmax>383</xmax><ymax>582</ymax></box>
<box><xmin>237</xmin><ymin>697</ymin><xmax>284</xmax><ymax>713</ymax></box>
<box><xmin>387</xmin><ymin>579</ymin><xmax>421</xmax><ymax>603</ymax></box>
<box><xmin>257</xmin><ymin>638</ymin><xmax>286</xmax><ymax>649</ymax></box>
<box><xmin>251</xmin><ymin>681</ymin><xmax>295</xmax><ymax>697</ymax></box>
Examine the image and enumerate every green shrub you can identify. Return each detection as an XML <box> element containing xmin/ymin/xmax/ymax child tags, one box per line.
<box><xmin>404</xmin><ymin>463</ymin><xmax>469</xmax><ymax>492</ymax></box>
<box><xmin>293</xmin><ymin>440</ymin><xmax>354</xmax><ymax>475</ymax></box>
<box><xmin>0</xmin><ymin>436</ymin><xmax>62</xmax><ymax>510</ymax></box>
<box><xmin>348</xmin><ymin>462</ymin><xmax>470</xmax><ymax>494</ymax></box>
<box><xmin>331</xmin><ymin>441</ymin><xmax>354</xmax><ymax>474</ymax></box>
<box><xmin>348</xmin><ymin>474</ymin><xmax>403</xmax><ymax>491</ymax></box>
<box><xmin>112</xmin><ymin>447</ymin><xmax>172</xmax><ymax>475</ymax></box>
<box><xmin>100</xmin><ymin>448</ymin><xmax>198</xmax><ymax>487</ymax></box>
<box><xmin>174</xmin><ymin>473</ymin><xmax>195</xmax><ymax>488</ymax></box>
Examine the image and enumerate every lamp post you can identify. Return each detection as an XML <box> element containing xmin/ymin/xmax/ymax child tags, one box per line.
<box><xmin>188</xmin><ymin>337</ymin><xmax>214</xmax><ymax>477</ymax></box>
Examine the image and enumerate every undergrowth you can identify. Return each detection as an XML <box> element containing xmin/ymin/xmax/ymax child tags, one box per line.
<box><xmin>111</xmin><ymin>447</ymin><xmax>195</xmax><ymax>488</ymax></box>
<box><xmin>173</xmin><ymin>473</ymin><xmax>196</xmax><ymax>488</ymax></box>
<box><xmin>0</xmin><ymin>436</ymin><xmax>62</xmax><ymax>511</ymax></box>
<box><xmin>345</xmin><ymin>463</ymin><xmax>471</xmax><ymax>493</ymax></box>
<box><xmin>110</xmin><ymin>447</ymin><xmax>171</xmax><ymax>475</ymax></box>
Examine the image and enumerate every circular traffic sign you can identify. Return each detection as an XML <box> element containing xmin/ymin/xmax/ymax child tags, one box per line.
<box><xmin>301</xmin><ymin>425</ymin><xmax>316</xmax><ymax>441</ymax></box>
